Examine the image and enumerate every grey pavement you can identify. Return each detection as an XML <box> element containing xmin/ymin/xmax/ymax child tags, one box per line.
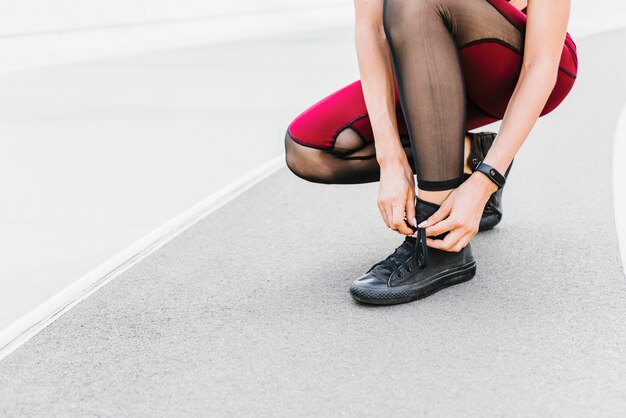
<box><xmin>0</xmin><ymin>25</ymin><xmax>358</xmax><ymax>332</ymax></box>
<box><xmin>1</xmin><ymin>29</ymin><xmax>625</xmax><ymax>416</ymax></box>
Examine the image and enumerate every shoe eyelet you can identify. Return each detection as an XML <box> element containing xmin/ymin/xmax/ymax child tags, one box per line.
<box><xmin>406</xmin><ymin>267</ymin><xmax>412</xmax><ymax>272</ymax></box>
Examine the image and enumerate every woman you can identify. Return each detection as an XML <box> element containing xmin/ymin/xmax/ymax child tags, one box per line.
<box><xmin>283</xmin><ymin>0</ymin><xmax>578</xmax><ymax>305</ymax></box>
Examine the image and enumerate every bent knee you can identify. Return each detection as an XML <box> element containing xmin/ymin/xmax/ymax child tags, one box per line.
<box><xmin>383</xmin><ymin>0</ymin><xmax>437</xmax><ymax>38</ymax></box>
<box><xmin>284</xmin><ymin>128</ymin><xmax>333</xmax><ymax>184</ymax></box>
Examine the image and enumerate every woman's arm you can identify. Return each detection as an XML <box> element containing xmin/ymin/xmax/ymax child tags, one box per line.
<box><xmin>354</xmin><ymin>0</ymin><xmax>404</xmax><ymax>165</ymax></box>
<box><xmin>354</xmin><ymin>0</ymin><xmax>417</xmax><ymax>235</ymax></box>
<box><xmin>481</xmin><ymin>0</ymin><xmax>572</xmax><ymax>175</ymax></box>
<box><xmin>423</xmin><ymin>0</ymin><xmax>572</xmax><ymax>251</ymax></box>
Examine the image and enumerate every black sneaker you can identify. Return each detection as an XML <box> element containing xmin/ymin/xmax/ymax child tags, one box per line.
<box><xmin>466</xmin><ymin>131</ymin><xmax>515</xmax><ymax>231</ymax></box>
<box><xmin>349</xmin><ymin>197</ymin><xmax>477</xmax><ymax>305</ymax></box>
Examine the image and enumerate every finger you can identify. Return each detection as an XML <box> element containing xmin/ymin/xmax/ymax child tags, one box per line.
<box><xmin>455</xmin><ymin>231</ymin><xmax>476</xmax><ymax>252</ymax></box>
<box><xmin>427</xmin><ymin>237</ymin><xmax>458</xmax><ymax>251</ymax></box>
<box><xmin>448</xmin><ymin>232</ymin><xmax>471</xmax><ymax>252</ymax></box>
<box><xmin>425</xmin><ymin>218</ymin><xmax>456</xmax><ymax>237</ymax></box>
<box><xmin>456</xmin><ymin>234</ymin><xmax>472</xmax><ymax>251</ymax></box>
<box><xmin>378</xmin><ymin>202</ymin><xmax>391</xmax><ymax>229</ymax></box>
<box><xmin>458</xmin><ymin>228</ymin><xmax>478</xmax><ymax>249</ymax></box>
<box><xmin>426</xmin><ymin>229</ymin><xmax>463</xmax><ymax>251</ymax></box>
<box><xmin>419</xmin><ymin>203</ymin><xmax>450</xmax><ymax>228</ymax></box>
<box><xmin>406</xmin><ymin>193</ymin><xmax>417</xmax><ymax>230</ymax></box>
<box><xmin>392</xmin><ymin>203</ymin><xmax>414</xmax><ymax>235</ymax></box>
<box><xmin>426</xmin><ymin>237</ymin><xmax>446</xmax><ymax>250</ymax></box>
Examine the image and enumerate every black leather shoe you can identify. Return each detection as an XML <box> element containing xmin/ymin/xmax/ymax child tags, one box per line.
<box><xmin>349</xmin><ymin>197</ymin><xmax>477</xmax><ymax>305</ymax></box>
<box><xmin>466</xmin><ymin>131</ymin><xmax>515</xmax><ymax>231</ymax></box>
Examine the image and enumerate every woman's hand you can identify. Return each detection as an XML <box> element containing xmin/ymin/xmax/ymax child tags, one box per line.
<box><xmin>418</xmin><ymin>172</ymin><xmax>498</xmax><ymax>252</ymax></box>
<box><xmin>377</xmin><ymin>157</ymin><xmax>417</xmax><ymax>236</ymax></box>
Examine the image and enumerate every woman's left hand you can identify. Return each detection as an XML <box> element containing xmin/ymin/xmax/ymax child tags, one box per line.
<box><xmin>415</xmin><ymin>172</ymin><xmax>499</xmax><ymax>252</ymax></box>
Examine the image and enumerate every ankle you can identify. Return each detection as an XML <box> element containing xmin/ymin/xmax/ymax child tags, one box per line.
<box><xmin>417</xmin><ymin>189</ymin><xmax>453</xmax><ymax>205</ymax></box>
<box><xmin>463</xmin><ymin>134</ymin><xmax>472</xmax><ymax>174</ymax></box>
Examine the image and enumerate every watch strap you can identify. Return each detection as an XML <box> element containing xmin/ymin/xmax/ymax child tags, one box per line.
<box><xmin>475</xmin><ymin>161</ymin><xmax>506</xmax><ymax>189</ymax></box>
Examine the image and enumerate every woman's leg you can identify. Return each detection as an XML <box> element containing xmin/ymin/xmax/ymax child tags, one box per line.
<box><xmin>381</xmin><ymin>0</ymin><xmax>577</xmax><ymax>203</ymax></box>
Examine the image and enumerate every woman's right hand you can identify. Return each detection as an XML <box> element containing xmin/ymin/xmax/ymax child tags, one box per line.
<box><xmin>377</xmin><ymin>157</ymin><xmax>417</xmax><ymax>236</ymax></box>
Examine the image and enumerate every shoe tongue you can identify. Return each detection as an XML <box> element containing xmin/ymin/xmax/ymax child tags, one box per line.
<box><xmin>415</xmin><ymin>197</ymin><xmax>449</xmax><ymax>240</ymax></box>
<box><xmin>415</xmin><ymin>197</ymin><xmax>441</xmax><ymax>224</ymax></box>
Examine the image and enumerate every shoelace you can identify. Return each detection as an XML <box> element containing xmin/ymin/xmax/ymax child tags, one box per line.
<box><xmin>370</xmin><ymin>227</ymin><xmax>428</xmax><ymax>280</ymax></box>
<box><xmin>414</xmin><ymin>226</ymin><xmax>428</xmax><ymax>269</ymax></box>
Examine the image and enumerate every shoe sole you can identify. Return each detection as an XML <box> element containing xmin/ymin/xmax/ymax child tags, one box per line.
<box><xmin>349</xmin><ymin>260</ymin><xmax>477</xmax><ymax>305</ymax></box>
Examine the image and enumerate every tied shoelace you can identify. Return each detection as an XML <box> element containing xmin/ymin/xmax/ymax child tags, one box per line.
<box><xmin>369</xmin><ymin>227</ymin><xmax>428</xmax><ymax>280</ymax></box>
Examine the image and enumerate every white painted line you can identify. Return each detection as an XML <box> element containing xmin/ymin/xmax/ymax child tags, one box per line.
<box><xmin>614</xmin><ymin>104</ymin><xmax>626</xmax><ymax>274</ymax></box>
<box><xmin>0</xmin><ymin>154</ymin><xmax>287</xmax><ymax>361</ymax></box>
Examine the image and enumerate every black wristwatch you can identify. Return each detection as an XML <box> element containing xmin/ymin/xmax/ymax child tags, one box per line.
<box><xmin>475</xmin><ymin>161</ymin><xmax>506</xmax><ymax>189</ymax></box>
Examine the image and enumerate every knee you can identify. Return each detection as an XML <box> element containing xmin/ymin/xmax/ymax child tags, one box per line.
<box><xmin>382</xmin><ymin>0</ymin><xmax>400</xmax><ymax>39</ymax></box>
<box><xmin>383</xmin><ymin>0</ymin><xmax>435</xmax><ymax>40</ymax></box>
<box><xmin>284</xmin><ymin>128</ymin><xmax>330</xmax><ymax>184</ymax></box>
<box><xmin>284</xmin><ymin>128</ymin><xmax>305</xmax><ymax>178</ymax></box>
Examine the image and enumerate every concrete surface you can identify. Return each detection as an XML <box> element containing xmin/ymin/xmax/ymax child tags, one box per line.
<box><xmin>0</xmin><ymin>28</ymin><xmax>625</xmax><ymax>416</ymax></box>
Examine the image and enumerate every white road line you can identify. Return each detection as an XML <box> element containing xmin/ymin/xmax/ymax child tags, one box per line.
<box><xmin>0</xmin><ymin>155</ymin><xmax>286</xmax><ymax>361</ymax></box>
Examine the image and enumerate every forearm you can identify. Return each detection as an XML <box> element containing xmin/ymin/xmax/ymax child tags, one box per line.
<box><xmin>355</xmin><ymin>23</ymin><xmax>406</xmax><ymax>166</ymax></box>
<box><xmin>482</xmin><ymin>61</ymin><xmax>560</xmax><ymax>175</ymax></box>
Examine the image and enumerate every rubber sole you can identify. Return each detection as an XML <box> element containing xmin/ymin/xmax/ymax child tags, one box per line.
<box><xmin>349</xmin><ymin>260</ymin><xmax>477</xmax><ymax>306</ymax></box>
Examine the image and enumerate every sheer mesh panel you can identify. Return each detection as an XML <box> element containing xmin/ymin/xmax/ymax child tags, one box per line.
<box><xmin>285</xmin><ymin>128</ymin><xmax>414</xmax><ymax>184</ymax></box>
<box><xmin>382</xmin><ymin>0</ymin><xmax>523</xmax><ymax>190</ymax></box>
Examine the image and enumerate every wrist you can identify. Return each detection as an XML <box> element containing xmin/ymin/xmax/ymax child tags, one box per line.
<box><xmin>482</xmin><ymin>147</ymin><xmax>514</xmax><ymax>175</ymax></box>
<box><xmin>469</xmin><ymin>170</ymin><xmax>499</xmax><ymax>196</ymax></box>
<box><xmin>376</xmin><ymin>147</ymin><xmax>408</xmax><ymax>168</ymax></box>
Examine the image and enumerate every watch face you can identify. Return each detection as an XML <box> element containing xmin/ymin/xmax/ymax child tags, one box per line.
<box><xmin>478</xmin><ymin>162</ymin><xmax>505</xmax><ymax>187</ymax></box>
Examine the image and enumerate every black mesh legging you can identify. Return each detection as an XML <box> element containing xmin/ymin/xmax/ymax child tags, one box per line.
<box><xmin>284</xmin><ymin>0</ymin><xmax>577</xmax><ymax>190</ymax></box>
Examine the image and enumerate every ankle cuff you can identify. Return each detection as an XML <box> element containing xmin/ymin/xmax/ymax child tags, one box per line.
<box><xmin>417</xmin><ymin>176</ymin><xmax>464</xmax><ymax>191</ymax></box>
